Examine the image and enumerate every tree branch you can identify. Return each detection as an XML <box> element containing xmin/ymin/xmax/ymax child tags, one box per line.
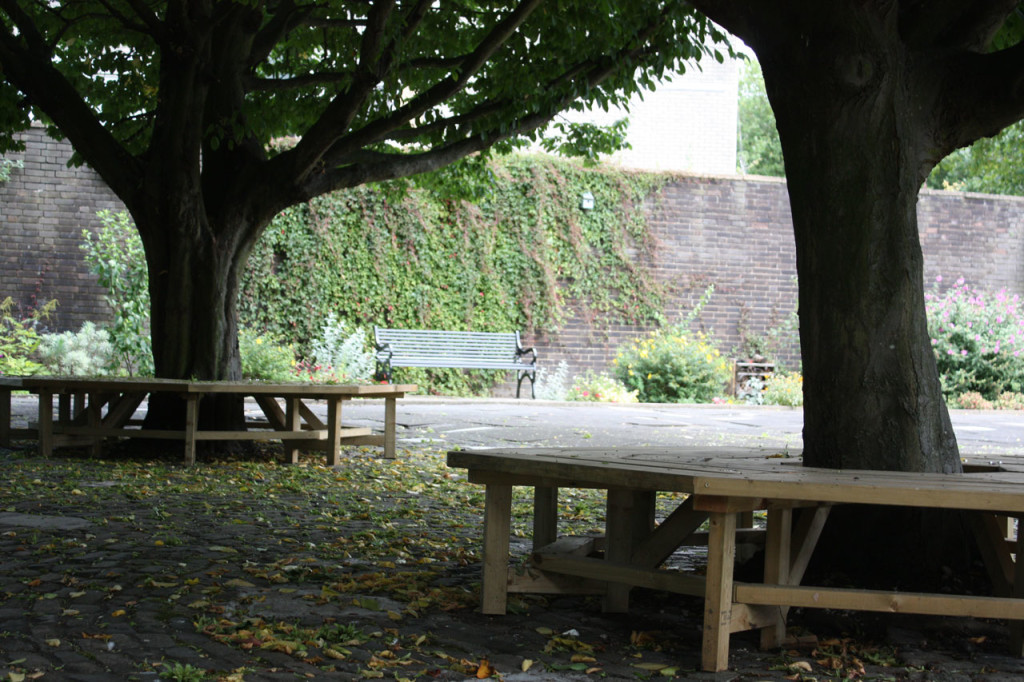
<box><xmin>0</xmin><ymin>0</ymin><xmax>142</xmax><ymax>202</ymax></box>
<box><xmin>275</xmin><ymin>0</ymin><xmax>542</xmax><ymax>188</ymax></box>
<box><xmin>899</xmin><ymin>0</ymin><xmax>1018</xmax><ymax>51</ymax></box>
<box><xmin>929</xmin><ymin>38</ymin><xmax>1024</xmax><ymax>158</ymax></box>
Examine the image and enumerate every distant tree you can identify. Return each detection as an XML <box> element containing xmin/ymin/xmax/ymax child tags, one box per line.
<box><xmin>736</xmin><ymin>58</ymin><xmax>784</xmax><ymax>177</ymax></box>
<box><xmin>928</xmin><ymin>120</ymin><xmax>1024</xmax><ymax>196</ymax></box>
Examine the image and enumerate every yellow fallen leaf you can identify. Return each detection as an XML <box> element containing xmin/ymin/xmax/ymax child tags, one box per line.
<box><xmin>789</xmin><ymin>661</ymin><xmax>813</xmax><ymax>672</ymax></box>
<box><xmin>223</xmin><ymin>579</ymin><xmax>255</xmax><ymax>588</ymax></box>
<box><xmin>571</xmin><ymin>654</ymin><xmax>596</xmax><ymax>663</ymax></box>
<box><xmin>475</xmin><ymin>658</ymin><xmax>496</xmax><ymax>679</ymax></box>
<box><xmin>9</xmin><ymin>672</ymin><xmax>26</xmax><ymax>682</ymax></box>
<box><xmin>521</xmin><ymin>659</ymin><xmax>534</xmax><ymax>672</ymax></box>
<box><xmin>634</xmin><ymin>662</ymin><xmax>669</xmax><ymax>671</ymax></box>
<box><xmin>69</xmin><ymin>591</ymin><xmax>86</xmax><ymax>598</ymax></box>
<box><xmin>45</xmin><ymin>638</ymin><xmax>60</xmax><ymax>647</ymax></box>
<box><xmin>535</xmin><ymin>626</ymin><xmax>554</xmax><ymax>635</ymax></box>
<box><xmin>153</xmin><ymin>540</ymin><xmax>164</xmax><ymax>546</ymax></box>
<box><xmin>111</xmin><ymin>609</ymin><xmax>126</xmax><ymax>617</ymax></box>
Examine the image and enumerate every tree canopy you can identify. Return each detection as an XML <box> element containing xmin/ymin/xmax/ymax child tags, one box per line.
<box><xmin>736</xmin><ymin>57</ymin><xmax>783</xmax><ymax>177</ymax></box>
<box><xmin>0</xmin><ymin>1</ymin><xmax>728</xmax><ymax>429</ymax></box>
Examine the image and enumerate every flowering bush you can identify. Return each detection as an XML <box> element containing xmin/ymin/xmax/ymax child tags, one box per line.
<box><xmin>239</xmin><ymin>329</ymin><xmax>296</xmax><ymax>382</ymax></box>
<box><xmin>762</xmin><ymin>372</ymin><xmax>803</xmax><ymax>406</ymax></box>
<box><xmin>613</xmin><ymin>326</ymin><xmax>731</xmax><ymax>403</ymax></box>
<box><xmin>926</xmin><ymin>276</ymin><xmax>1024</xmax><ymax>401</ymax></box>
<box><xmin>566</xmin><ymin>371</ymin><xmax>638</xmax><ymax>403</ymax></box>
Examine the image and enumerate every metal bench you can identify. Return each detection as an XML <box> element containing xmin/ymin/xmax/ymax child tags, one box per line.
<box><xmin>374</xmin><ymin>327</ymin><xmax>538</xmax><ymax>398</ymax></box>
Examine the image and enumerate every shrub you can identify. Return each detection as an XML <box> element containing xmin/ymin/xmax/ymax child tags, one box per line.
<box><xmin>996</xmin><ymin>392</ymin><xmax>1024</xmax><ymax>410</ymax></box>
<box><xmin>0</xmin><ymin>297</ymin><xmax>55</xmax><ymax>376</ymax></box>
<box><xmin>239</xmin><ymin>329</ymin><xmax>295</xmax><ymax>382</ymax></box>
<box><xmin>762</xmin><ymin>372</ymin><xmax>803</xmax><ymax>406</ymax></box>
<box><xmin>301</xmin><ymin>314</ymin><xmax>375</xmax><ymax>383</ymax></box>
<box><xmin>926</xmin><ymin>276</ymin><xmax>1024</xmax><ymax>401</ymax></box>
<box><xmin>37</xmin><ymin>322</ymin><xmax>115</xmax><ymax>376</ymax></box>
<box><xmin>956</xmin><ymin>391</ymin><xmax>993</xmax><ymax>410</ymax></box>
<box><xmin>80</xmin><ymin>211</ymin><xmax>153</xmax><ymax>376</ymax></box>
<box><xmin>613</xmin><ymin>327</ymin><xmax>731</xmax><ymax>403</ymax></box>
<box><xmin>534</xmin><ymin>360</ymin><xmax>571</xmax><ymax>400</ymax></box>
<box><xmin>566</xmin><ymin>371</ymin><xmax>638</xmax><ymax>403</ymax></box>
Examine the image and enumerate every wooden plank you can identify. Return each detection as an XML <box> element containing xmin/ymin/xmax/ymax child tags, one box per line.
<box><xmin>37</xmin><ymin>389</ymin><xmax>53</xmax><ymax>457</ymax></box>
<box><xmin>530</xmin><ymin>554</ymin><xmax>707</xmax><ymax>597</ymax></box>
<box><xmin>1012</xmin><ymin>523</ymin><xmax>1024</xmax><ymax>655</ymax></box>
<box><xmin>702</xmin><ymin>511</ymin><xmax>738</xmax><ymax>673</ymax></box>
<box><xmin>605</xmin><ymin>488</ymin><xmax>635</xmax><ymax>613</ymax></box>
<box><xmin>56</xmin><ymin>426</ymin><xmax>367</xmax><ymax>441</ymax></box>
<box><xmin>693</xmin><ymin>495</ymin><xmax>765</xmax><ymax>514</ymax></box>
<box><xmin>733</xmin><ymin>582</ymin><xmax>1024</xmax><ymax>620</ymax></box>
<box><xmin>788</xmin><ymin>505</ymin><xmax>830</xmax><ymax>585</ymax></box>
<box><xmin>383</xmin><ymin>396</ymin><xmax>397</xmax><ymax>459</ymax></box>
<box><xmin>533</xmin><ymin>536</ymin><xmax>597</xmax><ymax>557</ymax></box>
<box><xmin>184</xmin><ymin>394</ymin><xmax>198</xmax><ymax>466</ymax></box>
<box><xmin>972</xmin><ymin>511</ymin><xmax>1015</xmax><ymax>596</ymax></box>
<box><xmin>507</xmin><ymin>568</ymin><xmax>605</xmax><ymax>595</ymax></box>
<box><xmin>326</xmin><ymin>397</ymin><xmax>342</xmax><ymax>467</ymax></box>
<box><xmin>481</xmin><ymin>483</ymin><xmax>513</xmax><ymax>614</ymax></box>
<box><xmin>533</xmin><ymin>486</ymin><xmax>559</xmax><ymax>550</ymax></box>
<box><xmin>632</xmin><ymin>496</ymin><xmax>707</xmax><ymax>567</ymax></box>
<box><xmin>760</xmin><ymin>507</ymin><xmax>792</xmax><ymax>650</ymax></box>
<box><xmin>731</xmin><ymin>604</ymin><xmax>781</xmax><ymax>634</ymax></box>
<box><xmin>0</xmin><ymin>384</ymin><xmax>12</xmax><ymax>447</ymax></box>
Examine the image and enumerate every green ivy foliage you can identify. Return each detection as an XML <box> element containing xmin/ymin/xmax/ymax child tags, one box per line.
<box><xmin>239</xmin><ymin>155</ymin><xmax>666</xmax><ymax>394</ymax></box>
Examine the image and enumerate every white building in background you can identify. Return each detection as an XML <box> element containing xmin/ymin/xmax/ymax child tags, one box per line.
<box><xmin>562</xmin><ymin>56</ymin><xmax>740</xmax><ymax>175</ymax></box>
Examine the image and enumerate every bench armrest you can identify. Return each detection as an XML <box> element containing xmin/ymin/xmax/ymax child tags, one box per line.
<box><xmin>516</xmin><ymin>345</ymin><xmax>537</xmax><ymax>365</ymax></box>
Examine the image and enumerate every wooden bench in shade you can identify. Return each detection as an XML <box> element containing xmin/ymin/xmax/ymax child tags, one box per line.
<box><xmin>446</xmin><ymin>446</ymin><xmax>1024</xmax><ymax>672</ymax></box>
<box><xmin>1</xmin><ymin>377</ymin><xmax>415</xmax><ymax>465</ymax></box>
<box><xmin>374</xmin><ymin>327</ymin><xmax>538</xmax><ymax>398</ymax></box>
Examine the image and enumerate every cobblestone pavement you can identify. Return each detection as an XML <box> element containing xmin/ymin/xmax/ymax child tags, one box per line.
<box><xmin>4</xmin><ymin>398</ymin><xmax>1024</xmax><ymax>681</ymax></box>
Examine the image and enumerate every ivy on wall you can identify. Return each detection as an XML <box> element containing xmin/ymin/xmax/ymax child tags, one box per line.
<box><xmin>238</xmin><ymin>154</ymin><xmax>666</xmax><ymax>393</ymax></box>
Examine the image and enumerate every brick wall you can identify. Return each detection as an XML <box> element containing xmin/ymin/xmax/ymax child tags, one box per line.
<box><xmin>0</xmin><ymin>126</ymin><xmax>119</xmax><ymax>331</ymax></box>
<box><xmin>4</xmin><ymin>126</ymin><xmax>1024</xmax><ymax>390</ymax></box>
<box><xmin>525</xmin><ymin>174</ymin><xmax>1024</xmax><ymax>379</ymax></box>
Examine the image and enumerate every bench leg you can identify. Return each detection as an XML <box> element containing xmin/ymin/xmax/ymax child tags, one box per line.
<box><xmin>383</xmin><ymin>396</ymin><xmax>397</xmax><ymax>459</ymax></box>
<box><xmin>1012</xmin><ymin>517</ymin><xmax>1024</xmax><ymax>655</ymax></box>
<box><xmin>533</xmin><ymin>486</ymin><xmax>558</xmax><ymax>550</ymax></box>
<box><xmin>326</xmin><ymin>398</ymin><xmax>343</xmax><ymax>467</ymax></box>
<box><xmin>0</xmin><ymin>386</ymin><xmax>10</xmax><ymax>448</ymax></box>
<box><xmin>287</xmin><ymin>398</ymin><xmax>301</xmax><ymax>464</ymax></box>
<box><xmin>761</xmin><ymin>507</ymin><xmax>793</xmax><ymax>650</ymax></box>
<box><xmin>703</xmin><ymin>510</ymin><xmax>737</xmax><ymax>672</ymax></box>
<box><xmin>184</xmin><ymin>394</ymin><xmax>199</xmax><ymax>466</ymax></box>
<box><xmin>38</xmin><ymin>390</ymin><xmax>54</xmax><ymax>457</ymax></box>
<box><xmin>87</xmin><ymin>392</ymin><xmax>103</xmax><ymax>457</ymax></box>
<box><xmin>481</xmin><ymin>483</ymin><xmax>513</xmax><ymax>614</ymax></box>
<box><xmin>604</xmin><ymin>488</ymin><xmax>655</xmax><ymax>613</ymax></box>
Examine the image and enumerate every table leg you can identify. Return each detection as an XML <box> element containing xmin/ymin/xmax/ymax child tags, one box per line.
<box><xmin>87</xmin><ymin>392</ymin><xmax>103</xmax><ymax>457</ymax></box>
<box><xmin>702</xmin><ymin>510</ymin><xmax>738</xmax><ymax>672</ymax></box>
<box><xmin>384</xmin><ymin>396</ymin><xmax>397</xmax><ymax>459</ymax></box>
<box><xmin>604</xmin><ymin>489</ymin><xmax>655</xmax><ymax>613</ymax></box>
<box><xmin>1012</xmin><ymin>517</ymin><xmax>1024</xmax><ymax>655</ymax></box>
<box><xmin>760</xmin><ymin>506</ymin><xmax>793</xmax><ymax>650</ymax></box>
<box><xmin>0</xmin><ymin>386</ymin><xmax>10</xmax><ymax>447</ymax></box>
<box><xmin>38</xmin><ymin>389</ymin><xmax>54</xmax><ymax>457</ymax></box>
<box><xmin>533</xmin><ymin>486</ymin><xmax>558</xmax><ymax>550</ymax></box>
<box><xmin>326</xmin><ymin>398</ymin><xmax>342</xmax><ymax>466</ymax></box>
<box><xmin>481</xmin><ymin>483</ymin><xmax>513</xmax><ymax>614</ymax></box>
<box><xmin>184</xmin><ymin>394</ymin><xmax>199</xmax><ymax>466</ymax></box>
<box><xmin>286</xmin><ymin>397</ymin><xmax>300</xmax><ymax>464</ymax></box>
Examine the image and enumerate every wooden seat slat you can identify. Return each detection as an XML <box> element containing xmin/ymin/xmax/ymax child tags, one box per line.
<box><xmin>374</xmin><ymin>327</ymin><xmax>538</xmax><ymax>398</ymax></box>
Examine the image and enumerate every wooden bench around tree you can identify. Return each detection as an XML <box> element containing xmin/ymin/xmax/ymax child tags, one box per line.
<box><xmin>446</xmin><ymin>446</ymin><xmax>1024</xmax><ymax>673</ymax></box>
<box><xmin>374</xmin><ymin>327</ymin><xmax>538</xmax><ymax>398</ymax></box>
<box><xmin>1</xmin><ymin>377</ymin><xmax>415</xmax><ymax>465</ymax></box>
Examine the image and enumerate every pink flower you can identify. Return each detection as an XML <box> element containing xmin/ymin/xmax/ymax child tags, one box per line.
<box><xmin>936</xmin><ymin>275</ymin><xmax>943</xmax><ymax>283</ymax></box>
<box><xmin>961</xmin><ymin>349</ymin><xmax>968</xmax><ymax>356</ymax></box>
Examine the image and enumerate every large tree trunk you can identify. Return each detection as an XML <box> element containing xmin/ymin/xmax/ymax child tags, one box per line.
<box><xmin>745</xmin><ymin>5</ymin><xmax>969</xmax><ymax>589</ymax></box>
<box><xmin>135</xmin><ymin>202</ymin><xmax>257</xmax><ymax>433</ymax></box>
<box><xmin>755</xmin><ymin>7</ymin><xmax>960</xmax><ymax>474</ymax></box>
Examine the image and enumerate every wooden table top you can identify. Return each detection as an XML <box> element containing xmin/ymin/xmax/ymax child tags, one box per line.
<box><xmin>8</xmin><ymin>376</ymin><xmax>416</xmax><ymax>397</ymax></box>
<box><xmin>447</xmin><ymin>446</ymin><xmax>1024</xmax><ymax>513</ymax></box>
